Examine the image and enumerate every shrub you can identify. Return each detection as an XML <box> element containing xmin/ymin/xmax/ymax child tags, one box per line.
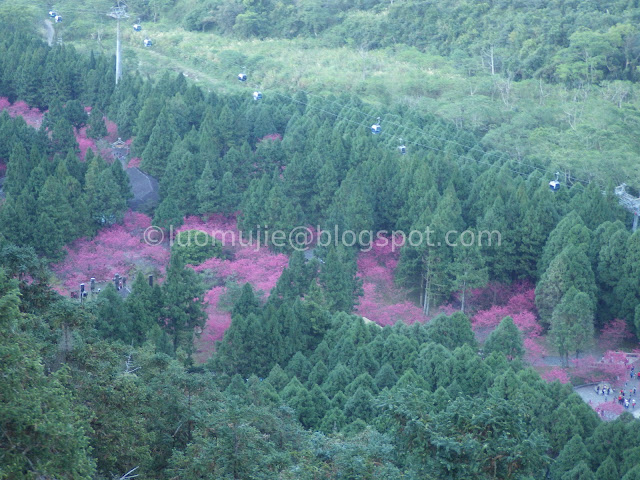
<box><xmin>172</xmin><ymin>229</ymin><xmax>222</xmax><ymax>266</ymax></box>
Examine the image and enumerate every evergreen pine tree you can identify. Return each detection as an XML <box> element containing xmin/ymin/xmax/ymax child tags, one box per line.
<box><xmin>196</xmin><ymin>160</ymin><xmax>219</xmax><ymax>216</ymax></box>
<box><xmin>161</xmin><ymin>252</ymin><xmax>207</xmax><ymax>358</ymax></box>
<box><xmin>550</xmin><ymin>287</ymin><xmax>595</xmax><ymax>365</ymax></box>
<box><xmin>140</xmin><ymin>106</ymin><xmax>179</xmax><ymax>177</ymax></box>
<box><xmin>483</xmin><ymin>316</ymin><xmax>525</xmax><ymax>361</ymax></box>
<box><xmin>319</xmin><ymin>245</ymin><xmax>363</xmax><ymax>313</ymax></box>
<box><xmin>153</xmin><ymin>196</ymin><xmax>184</xmax><ymax>232</ymax></box>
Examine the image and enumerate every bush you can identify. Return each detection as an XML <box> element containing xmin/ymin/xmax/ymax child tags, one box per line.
<box><xmin>172</xmin><ymin>229</ymin><xmax>222</xmax><ymax>265</ymax></box>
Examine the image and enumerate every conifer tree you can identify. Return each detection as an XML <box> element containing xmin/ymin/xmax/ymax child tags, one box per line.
<box><xmin>65</xmin><ymin>99</ymin><xmax>88</xmax><ymax>128</ymax></box>
<box><xmin>483</xmin><ymin>316</ymin><xmax>525</xmax><ymax>361</ymax></box>
<box><xmin>0</xmin><ymin>268</ymin><xmax>96</xmax><ymax>478</ymax></box>
<box><xmin>451</xmin><ymin>243</ymin><xmax>488</xmax><ymax>312</ymax></box>
<box><xmin>3</xmin><ymin>142</ymin><xmax>30</xmax><ymax>197</ymax></box>
<box><xmin>217</xmin><ymin>171</ymin><xmax>240</xmax><ymax>217</ymax></box>
<box><xmin>125</xmin><ymin>272</ymin><xmax>161</xmax><ymax>345</ymax></box>
<box><xmin>161</xmin><ymin>145</ymin><xmax>198</xmax><ymax>214</ymax></box>
<box><xmin>614</xmin><ymin>230</ymin><xmax>640</xmax><ymax>334</ymax></box>
<box><xmin>153</xmin><ymin>196</ymin><xmax>184</xmax><ymax>232</ymax></box>
<box><xmin>374</xmin><ymin>362</ymin><xmax>398</xmax><ymax>390</ymax></box>
<box><xmin>161</xmin><ymin>252</ymin><xmax>207</xmax><ymax>358</ymax></box>
<box><xmin>140</xmin><ymin>106</ymin><xmax>179</xmax><ymax>177</ymax></box>
<box><xmin>95</xmin><ymin>283</ymin><xmax>133</xmax><ymax>342</ymax></box>
<box><xmin>536</xmin><ymin>246</ymin><xmax>597</xmax><ymax>326</ymax></box>
<box><xmin>132</xmin><ymin>95</ymin><xmax>164</xmax><ymax>155</ymax></box>
<box><xmin>426</xmin><ymin>312</ymin><xmax>477</xmax><ymax>350</ymax></box>
<box><xmin>51</xmin><ymin>117</ymin><xmax>78</xmax><ymax>153</ymax></box>
<box><xmin>319</xmin><ymin>245</ymin><xmax>363</xmax><ymax>313</ymax></box>
<box><xmin>538</xmin><ymin>210</ymin><xmax>592</xmax><ymax>278</ymax></box>
<box><xmin>550</xmin><ymin>287</ymin><xmax>595</xmax><ymax>365</ymax></box>
<box><xmin>551</xmin><ymin>435</ymin><xmax>591</xmax><ymax>479</ymax></box>
<box><xmin>196</xmin><ymin>160</ymin><xmax>219</xmax><ymax>216</ymax></box>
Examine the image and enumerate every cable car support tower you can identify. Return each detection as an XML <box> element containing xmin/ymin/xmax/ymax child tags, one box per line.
<box><xmin>615</xmin><ymin>184</ymin><xmax>640</xmax><ymax>232</ymax></box>
<box><xmin>107</xmin><ymin>1</ymin><xmax>129</xmax><ymax>85</ymax></box>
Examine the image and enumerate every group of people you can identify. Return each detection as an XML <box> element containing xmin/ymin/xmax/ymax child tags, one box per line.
<box><xmin>595</xmin><ymin>362</ymin><xmax>639</xmax><ymax>410</ymax></box>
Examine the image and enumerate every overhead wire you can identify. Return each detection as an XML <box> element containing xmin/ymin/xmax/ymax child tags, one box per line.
<box><xmin>270</xmin><ymin>90</ymin><xmax>535</xmax><ymax>180</ymax></box>
<box><xmin>295</xmin><ymin>88</ymin><xmax>600</xmax><ymax>188</ymax></box>
<box><xmin>34</xmin><ymin>3</ymin><xmax>613</xmax><ymax>191</ymax></box>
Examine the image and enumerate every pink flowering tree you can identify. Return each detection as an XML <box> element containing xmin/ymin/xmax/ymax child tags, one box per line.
<box><xmin>0</xmin><ymin>97</ymin><xmax>44</xmax><ymax>128</ymax></box>
<box><xmin>471</xmin><ymin>284</ymin><xmax>546</xmax><ymax>365</ymax></box>
<box><xmin>74</xmin><ymin>126</ymin><xmax>97</xmax><ymax>160</ymax></box>
<box><xmin>570</xmin><ymin>351</ymin><xmax>629</xmax><ymax>386</ymax></box>
<box><xmin>257</xmin><ymin>133</ymin><xmax>282</xmax><ymax>142</ymax></box>
<box><xmin>599</xmin><ymin>318</ymin><xmax>634</xmax><ymax>351</ymax></box>
<box><xmin>354</xmin><ymin>235</ymin><xmax>425</xmax><ymax>326</ymax></box>
<box><xmin>594</xmin><ymin>401</ymin><xmax>625</xmax><ymax>420</ymax></box>
<box><xmin>51</xmin><ymin>211</ymin><xmax>169</xmax><ymax>295</ymax></box>
<box><xmin>540</xmin><ymin>367</ymin><xmax>571</xmax><ymax>384</ymax></box>
<box><xmin>179</xmin><ymin>214</ymin><xmax>289</xmax><ymax>351</ymax></box>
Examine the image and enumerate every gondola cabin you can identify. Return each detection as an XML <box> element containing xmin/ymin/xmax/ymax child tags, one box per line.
<box><xmin>371</xmin><ymin>123</ymin><xmax>381</xmax><ymax>134</ymax></box>
<box><xmin>549</xmin><ymin>180</ymin><xmax>560</xmax><ymax>191</ymax></box>
<box><xmin>49</xmin><ymin>11</ymin><xmax>56</xmax><ymax>17</ymax></box>
<box><xmin>143</xmin><ymin>38</ymin><xmax>152</xmax><ymax>47</ymax></box>
<box><xmin>398</xmin><ymin>145</ymin><xmax>406</xmax><ymax>154</ymax></box>
<box><xmin>253</xmin><ymin>91</ymin><xmax>262</xmax><ymax>100</ymax></box>
<box><xmin>133</xmin><ymin>24</ymin><xmax>142</xmax><ymax>31</ymax></box>
<box><xmin>54</xmin><ymin>15</ymin><xmax>62</xmax><ymax>23</ymax></box>
<box><xmin>238</xmin><ymin>73</ymin><xmax>247</xmax><ymax>82</ymax></box>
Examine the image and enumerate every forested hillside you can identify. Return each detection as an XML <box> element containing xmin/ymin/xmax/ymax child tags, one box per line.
<box><xmin>2</xmin><ymin>4</ymin><xmax>640</xmax><ymax>480</ymax></box>
<box><xmin>6</xmin><ymin>0</ymin><xmax>640</xmax><ymax>187</ymax></box>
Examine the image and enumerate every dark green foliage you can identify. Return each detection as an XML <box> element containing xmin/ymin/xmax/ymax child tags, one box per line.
<box><xmin>550</xmin><ymin>287</ymin><xmax>595</xmax><ymax>365</ymax></box>
<box><xmin>318</xmin><ymin>245</ymin><xmax>363</xmax><ymax>313</ymax></box>
<box><xmin>153</xmin><ymin>195</ymin><xmax>184</xmax><ymax>232</ymax></box>
<box><xmin>172</xmin><ymin>230</ymin><xmax>222</xmax><ymax>266</ymax></box>
<box><xmin>425</xmin><ymin>311</ymin><xmax>477</xmax><ymax>350</ymax></box>
<box><xmin>0</xmin><ymin>269</ymin><xmax>96</xmax><ymax>479</ymax></box>
<box><xmin>2</xmin><ymin>21</ymin><xmax>640</xmax><ymax>480</ymax></box>
<box><xmin>161</xmin><ymin>252</ymin><xmax>207</xmax><ymax>357</ymax></box>
<box><xmin>484</xmin><ymin>316</ymin><xmax>525</xmax><ymax>361</ymax></box>
<box><xmin>552</xmin><ymin>435</ymin><xmax>591</xmax><ymax>479</ymax></box>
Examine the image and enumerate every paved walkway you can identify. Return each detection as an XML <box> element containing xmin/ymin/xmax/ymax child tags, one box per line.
<box><xmin>574</xmin><ymin>372</ymin><xmax>640</xmax><ymax>419</ymax></box>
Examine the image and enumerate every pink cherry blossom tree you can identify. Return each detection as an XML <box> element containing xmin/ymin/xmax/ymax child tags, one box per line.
<box><xmin>540</xmin><ymin>367</ymin><xmax>571</xmax><ymax>384</ymax></box>
<box><xmin>599</xmin><ymin>318</ymin><xmax>634</xmax><ymax>351</ymax></box>
<box><xmin>52</xmin><ymin>210</ymin><xmax>169</xmax><ymax>295</ymax></box>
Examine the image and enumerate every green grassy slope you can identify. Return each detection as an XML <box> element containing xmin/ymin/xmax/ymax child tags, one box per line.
<box><xmin>8</xmin><ymin>0</ymin><xmax>640</xmax><ymax>189</ymax></box>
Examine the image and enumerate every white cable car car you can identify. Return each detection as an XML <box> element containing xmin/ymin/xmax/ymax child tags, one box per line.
<box><xmin>48</xmin><ymin>10</ymin><xmax>57</xmax><ymax>17</ymax></box>
<box><xmin>133</xmin><ymin>24</ymin><xmax>142</xmax><ymax>31</ymax></box>
<box><xmin>398</xmin><ymin>145</ymin><xmax>406</xmax><ymax>154</ymax></box>
<box><xmin>549</xmin><ymin>172</ymin><xmax>560</xmax><ymax>192</ymax></box>
<box><xmin>143</xmin><ymin>38</ymin><xmax>153</xmax><ymax>47</ymax></box>
<box><xmin>371</xmin><ymin>116</ymin><xmax>381</xmax><ymax>134</ymax></box>
<box><xmin>238</xmin><ymin>73</ymin><xmax>247</xmax><ymax>82</ymax></box>
<box><xmin>253</xmin><ymin>91</ymin><xmax>262</xmax><ymax>100</ymax></box>
<box><xmin>54</xmin><ymin>15</ymin><xmax>62</xmax><ymax>23</ymax></box>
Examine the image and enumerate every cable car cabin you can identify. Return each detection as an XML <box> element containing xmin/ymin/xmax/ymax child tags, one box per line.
<box><xmin>253</xmin><ymin>91</ymin><xmax>262</xmax><ymax>100</ymax></box>
<box><xmin>238</xmin><ymin>73</ymin><xmax>247</xmax><ymax>82</ymax></box>
<box><xmin>49</xmin><ymin>11</ymin><xmax>56</xmax><ymax>17</ymax></box>
<box><xmin>371</xmin><ymin>124</ymin><xmax>381</xmax><ymax>134</ymax></box>
<box><xmin>133</xmin><ymin>24</ymin><xmax>142</xmax><ymax>31</ymax></box>
<box><xmin>549</xmin><ymin>180</ymin><xmax>560</xmax><ymax>192</ymax></box>
<box><xmin>54</xmin><ymin>15</ymin><xmax>62</xmax><ymax>22</ymax></box>
<box><xmin>398</xmin><ymin>145</ymin><xmax>406</xmax><ymax>154</ymax></box>
<box><xmin>143</xmin><ymin>39</ymin><xmax>153</xmax><ymax>47</ymax></box>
